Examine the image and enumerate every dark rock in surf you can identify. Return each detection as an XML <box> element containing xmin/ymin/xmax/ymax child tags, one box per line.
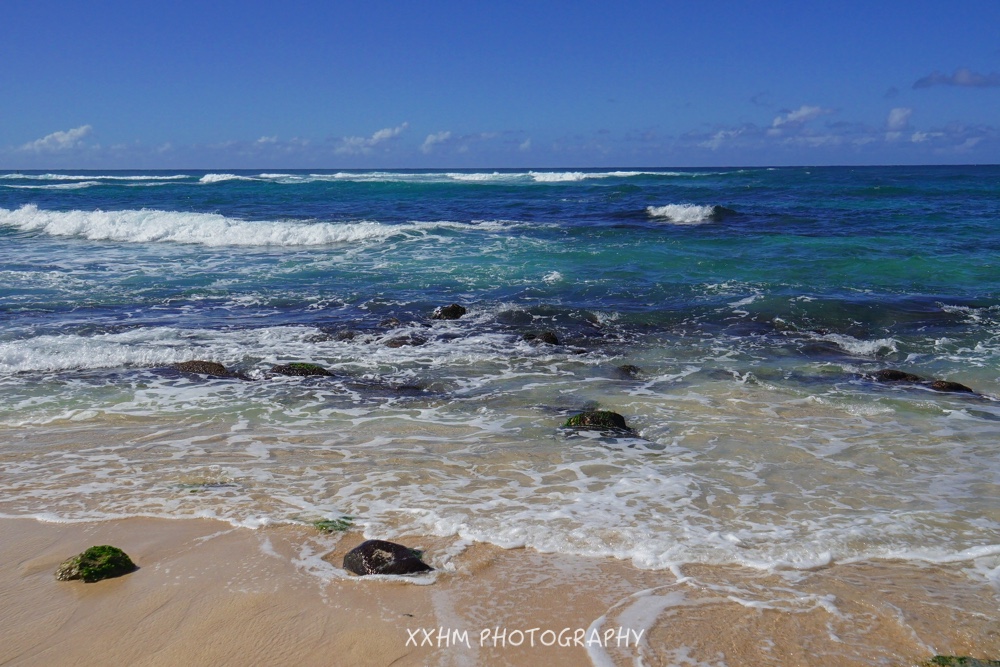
<box><xmin>497</xmin><ymin>309</ymin><xmax>533</xmax><ymax>325</ymax></box>
<box><xmin>385</xmin><ymin>333</ymin><xmax>427</xmax><ymax>348</ymax></box>
<box><xmin>922</xmin><ymin>657</ymin><xmax>1000</xmax><ymax>667</ymax></box>
<box><xmin>524</xmin><ymin>331</ymin><xmax>560</xmax><ymax>345</ymax></box>
<box><xmin>563</xmin><ymin>410</ymin><xmax>630</xmax><ymax>432</ymax></box>
<box><xmin>928</xmin><ymin>380</ymin><xmax>975</xmax><ymax>394</ymax></box>
<box><xmin>871</xmin><ymin>369</ymin><xmax>976</xmax><ymax>394</ymax></box>
<box><xmin>872</xmin><ymin>369</ymin><xmax>924</xmax><ymax>383</ymax></box>
<box><xmin>432</xmin><ymin>304</ymin><xmax>466</xmax><ymax>320</ymax></box>
<box><xmin>343</xmin><ymin>539</ymin><xmax>433</xmax><ymax>576</ymax></box>
<box><xmin>379</xmin><ymin>317</ymin><xmax>402</xmax><ymax>329</ymax></box>
<box><xmin>271</xmin><ymin>362</ymin><xmax>334</xmax><ymax>377</ymax></box>
<box><xmin>172</xmin><ymin>360</ymin><xmax>250</xmax><ymax>380</ymax></box>
<box><xmin>616</xmin><ymin>364</ymin><xmax>642</xmax><ymax>379</ymax></box>
<box><xmin>55</xmin><ymin>545</ymin><xmax>137</xmax><ymax>583</ymax></box>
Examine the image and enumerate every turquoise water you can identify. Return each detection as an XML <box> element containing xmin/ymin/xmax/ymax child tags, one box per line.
<box><xmin>0</xmin><ymin>167</ymin><xmax>998</xmax><ymax>577</ymax></box>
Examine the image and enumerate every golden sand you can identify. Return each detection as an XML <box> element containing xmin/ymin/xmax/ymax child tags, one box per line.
<box><xmin>1</xmin><ymin>517</ymin><xmax>997</xmax><ymax>666</ymax></box>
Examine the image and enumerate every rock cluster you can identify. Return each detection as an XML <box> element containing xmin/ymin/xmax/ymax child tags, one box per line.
<box><xmin>870</xmin><ymin>369</ymin><xmax>975</xmax><ymax>394</ymax></box>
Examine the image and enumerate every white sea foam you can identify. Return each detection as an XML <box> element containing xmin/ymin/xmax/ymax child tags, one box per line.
<box><xmin>3</xmin><ymin>181</ymin><xmax>104</xmax><ymax>190</ymax></box>
<box><xmin>0</xmin><ymin>326</ymin><xmax>211</xmax><ymax>374</ymax></box>
<box><xmin>0</xmin><ymin>204</ymin><xmax>498</xmax><ymax>247</ymax></box>
<box><xmin>529</xmin><ymin>170</ymin><xmax>667</xmax><ymax>182</ymax></box>
<box><xmin>199</xmin><ymin>173</ymin><xmax>259</xmax><ymax>184</ymax></box>
<box><xmin>0</xmin><ymin>173</ymin><xmax>189</xmax><ymax>181</ymax></box>
<box><xmin>819</xmin><ymin>333</ymin><xmax>898</xmax><ymax>358</ymax></box>
<box><xmin>646</xmin><ymin>204</ymin><xmax>720</xmax><ymax>224</ymax></box>
<box><xmin>542</xmin><ymin>271</ymin><xmax>564</xmax><ymax>284</ymax></box>
<box><xmin>229</xmin><ymin>170</ymin><xmax>698</xmax><ymax>185</ymax></box>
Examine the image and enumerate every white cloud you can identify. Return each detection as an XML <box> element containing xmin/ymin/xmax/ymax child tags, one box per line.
<box><xmin>19</xmin><ymin>125</ymin><xmax>93</xmax><ymax>153</ymax></box>
<box><xmin>955</xmin><ymin>136</ymin><xmax>983</xmax><ymax>151</ymax></box>
<box><xmin>519</xmin><ymin>138</ymin><xmax>532</xmax><ymax>152</ymax></box>
<box><xmin>335</xmin><ymin>122</ymin><xmax>408</xmax><ymax>155</ymax></box>
<box><xmin>914</xmin><ymin>67</ymin><xmax>1000</xmax><ymax>89</ymax></box>
<box><xmin>910</xmin><ymin>131</ymin><xmax>943</xmax><ymax>143</ymax></box>
<box><xmin>700</xmin><ymin>128</ymin><xmax>743</xmax><ymax>150</ymax></box>
<box><xmin>887</xmin><ymin>108</ymin><xmax>912</xmax><ymax>131</ymax></box>
<box><xmin>771</xmin><ymin>105</ymin><xmax>832</xmax><ymax>129</ymax></box>
<box><xmin>885</xmin><ymin>107</ymin><xmax>913</xmax><ymax>141</ymax></box>
<box><xmin>421</xmin><ymin>131</ymin><xmax>452</xmax><ymax>154</ymax></box>
<box><xmin>256</xmin><ymin>136</ymin><xmax>278</xmax><ymax>144</ymax></box>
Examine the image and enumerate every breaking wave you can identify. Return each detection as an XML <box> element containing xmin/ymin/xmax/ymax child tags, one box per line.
<box><xmin>0</xmin><ymin>204</ymin><xmax>503</xmax><ymax>247</ymax></box>
<box><xmin>0</xmin><ymin>173</ymin><xmax>190</xmax><ymax>181</ymax></box>
<box><xmin>204</xmin><ymin>171</ymin><xmax>714</xmax><ymax>185</ymax></box>
<box><xmin>646</xmin><ymin>204</ymin><xmax>733</xmax><ymax>224</ymax></box>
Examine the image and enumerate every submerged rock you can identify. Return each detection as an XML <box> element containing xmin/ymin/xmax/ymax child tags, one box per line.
<box><xmin>524</xmin><ymin>331</ymin><xmax>560</xmax><ymax>345</ymax></box>
<box><xmin>271</xmin><ymin>362</ymin><xmax>334</xmax><ymax>377</ymax></box>
<box><xmin>922</xmin><ymin>658</ymin><xmax>1000</xmax><ymax>667</ymax></box>
<box><xmin>928</xmin><ymin>379</ymin><xmax>975</xmax><ymax>394</ymax></box>
<box><xmin>563</xmin><ymin>410</ymin><xmax>630</xmax><ymax>431</ymax></box>
<box><xmin>385</xmin><ymin>333</ymin><xmax>427</xmax><ymax>348</ymax></box>
<box><xmin>343</xmin><ymin>539</ymin><xmax>433</xmax><ymax>576</ymax></box>
<box><xmin>172</xmin><ymin>360</ymin><xmax>250</xmax><ymax>380</ymax></box>
<box><xmin>615</xmin><ymin>364</ymin><xmax>642</xmax><ymax>379</ymax></box>
<box><xmin>496</xmin><ymin>308</ymin><xmax>533</xmax><ymax>325</ymax></box>
<box><xmin>872</xmin><ymin>369</ymin><xmax>923</xmax><ymax>383</ymax></box>
<box><xmin>432</xmin><ymin>303</ymin><xmax>466</xmax><ymax>320</ymax></box>
<box><xmin>870</xmin><ymin>369</ymin><xmax>976</xmax><ymax>394</ymax></box>
<box><xmin>55</xmin><ymin>545</ymin><xmax>136</xmax><ymax>583</ymax></box>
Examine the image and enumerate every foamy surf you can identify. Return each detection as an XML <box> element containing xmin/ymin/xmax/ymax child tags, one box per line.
<box><xmin>646</xmin><ymin>204</ymin><xmax>728</xmax><ymax>224</ymax></box>
<box><xmin>0</xmin><ymin>173</ymin><xmax>190</xmax><ymax>181</ymax></box>
<box><xmin>0</xmin><ymin>205</ymin><xmax>506</xmax><ymax>247</ymax></box>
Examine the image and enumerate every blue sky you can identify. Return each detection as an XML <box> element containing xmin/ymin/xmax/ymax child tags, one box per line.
<box><xmin>2</xmin><ymin>1</ymin><xmax>999</xmax><ymax>168</ymax></box>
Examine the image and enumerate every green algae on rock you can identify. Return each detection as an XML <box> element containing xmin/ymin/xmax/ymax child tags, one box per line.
<box><xmin>55</xmin><ymin>545</ymin><xmax>137</xmax><ymax>583</ymax></box>
<box><xmin>271</xmin><ymin>362</ymin><xmax>334</xmax><ymax>377</ymax></box>
<box><xmin>172</xmin><ymin>360</ymin><xmax>252</xmax><ymax>380</ymax></box>
<box><xmin>562</xmin><ymin>410</ymin><xmax>630</xmax><ymax>431</ymax></box>
<box><xmin>923</xmin><ymin>657</ymin><xmax>1000</xmax><ymax>667</ymax></box>
<box><xmin>314</xmin><ymin>516</ymin><xmax>354</xmax><ymax>533</ymax></box>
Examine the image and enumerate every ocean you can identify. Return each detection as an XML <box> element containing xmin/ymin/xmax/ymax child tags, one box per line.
<box><xmin>1</xmin><ymin>166</ymin><xmax>999</xmax><ymax>590</ymax></box>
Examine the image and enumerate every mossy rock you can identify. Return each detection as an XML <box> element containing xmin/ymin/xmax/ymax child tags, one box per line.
<box><xmin>272</xmin><ymin>362</ymin><xmax>334</xmax><ymax>377</ymax></box>
<box><xmin>172</xmin><ymin>360</ymin><xmax>251</xmax><ymax>380</ymax></box>
<box><xmin>314</xmin><ymin>516</ymin><xmax>354</xmax><ymax>533</ymax></box>
<box><xmin>563</xmin><ymin>410</ymin><xmax>630</xmax><ymax>431</ymax></box>
<box><xmin>432</xmin><ymin>303</ymin><xmax>466</xmax><ymax>320</ymax></box>
<box><xmin>923</xmin><ymin>657</ymin><xmax>1000</xmax><ymax>667</ymax></box>
<box><xmin>55</xmin><ymin>545</ymin><xmax>137</xmax><ymax>583</ymax></box>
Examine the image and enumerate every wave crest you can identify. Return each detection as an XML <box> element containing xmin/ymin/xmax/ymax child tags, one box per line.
<box><xmin>0</xmin><ymin>205</ymin><xmax>493</xmax><ymax>247</ymax></box>
<box><xmin>646</xmin><ymin>203</ymin><xmax>731</xmax><ymax>224</ymax></box>
<box><xmin>199</xmin><ymin>173</ymin><xmax>259</xmax><ymax>184</ymax></box>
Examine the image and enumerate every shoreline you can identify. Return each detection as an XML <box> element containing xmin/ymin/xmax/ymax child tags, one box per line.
<box><xmin>2</xmin><ymin>516</ymin><xmax>998</xmax><ymax>666</ymax></box>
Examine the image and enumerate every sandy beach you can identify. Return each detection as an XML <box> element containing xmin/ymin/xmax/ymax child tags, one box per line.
<box><xmin>2</xmin><ymin>516</ymin><xmax>997</xmax><ymax>666</ymax></box>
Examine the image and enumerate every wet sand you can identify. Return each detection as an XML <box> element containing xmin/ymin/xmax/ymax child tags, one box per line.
<box><xmin>1</xmin><ymin>517</ymin><xmax>997</xmax><ymax>666</ymax></box>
